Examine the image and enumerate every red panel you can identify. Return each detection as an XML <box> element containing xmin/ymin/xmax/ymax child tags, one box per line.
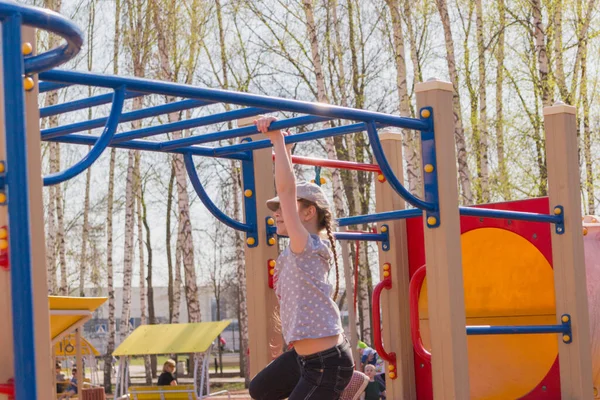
<box><xmin>406</xmin><ymin>197</ymin><xmax>561</xmax><ymax>399</ymax></box>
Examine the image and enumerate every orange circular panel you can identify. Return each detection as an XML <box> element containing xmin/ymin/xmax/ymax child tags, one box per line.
<box><xmin>419</xmin><ymin>227</ymin><xmax>557</xmax><ymax>399</ymax></box>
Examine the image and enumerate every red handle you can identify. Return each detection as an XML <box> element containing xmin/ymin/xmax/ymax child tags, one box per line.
<box><xmin>372</xmin><ymin>266</ymin><xmax>397</xmax><ymax>379</ymax></box>
<box><xmin>409</xmin><ymin>265</ymin><xmax>431</xmax><ymax>361</ymax></box>
<box><xmin>0</xmin><ymin>380</ymin><xmax>15</xmax><ymax>399</ymax></box>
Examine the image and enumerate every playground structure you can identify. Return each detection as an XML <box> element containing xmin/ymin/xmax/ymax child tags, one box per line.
<box><xmin>112</xmin><ymin>321</ymin><xmax>231</xmax><ymax>399</ymax></box>
<box><xmin>0</xmin><ymin>2</ymin><xmax>597</xmax><ymax>400</ymax></box>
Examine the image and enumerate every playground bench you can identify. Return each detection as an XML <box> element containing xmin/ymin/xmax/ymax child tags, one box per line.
<box><xmin>127</xmin><ymin>385</ymin><xmax>230</xmax><ymax>400</ymax></box>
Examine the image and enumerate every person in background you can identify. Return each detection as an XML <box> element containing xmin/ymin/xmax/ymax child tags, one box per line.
<box><xmin>362</xmin><ymin>365</ymin><xmax>386</xmax><ymax>400</ymax></box>
<box><xmin>157</xmin><ymin>359</ymin><xmax>178</xmax><ymax>386</ymax></box>
<box><xmin>58</xmin><ymin>368</ymin><xmax>78</xmax><ymax>399</ymax></box>
<box><xmin>55</xmin><ymin>363</ymin><xmax>66</xmax><ymax>394</ymax></box>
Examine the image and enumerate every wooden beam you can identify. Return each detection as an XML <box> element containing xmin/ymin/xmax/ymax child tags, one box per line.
<box><xmin>374</xmin><ymin>129</ymin><xmax>416</xmax><ymax>399</ymax></box>
<box><xmin>24</xmin><ymin>27</ymin><xmax>54</xmax><ymax>399</ymax></box>
<box><xmin>543</xmin><ymin>103</ymin><xmax>594</xmax><ymax>398</ymax></box>
<box><xmin>238</xmin><ymin>117</ymin><xmax>283</xmax><ymax>378</ymax></box>
<box><xmin>415</xmin><ymin>79</ymin><xmax>470</xmax><ymax>399</ymax></box>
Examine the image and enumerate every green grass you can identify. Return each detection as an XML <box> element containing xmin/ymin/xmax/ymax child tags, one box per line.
<box><xmin>210</xmin><ymin>381</ymin><xmax>246</xmax><ymax>392</ymax></box>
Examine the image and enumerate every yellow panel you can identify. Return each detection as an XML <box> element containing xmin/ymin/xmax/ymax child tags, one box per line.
<box><xmin>418</xmin><ymin>228</ymin><xmax>557</xmax><ymax>399</ymax></box>
<box><xmin>54</xmin><ymin>335</ymin><xmax>100</xmax><ymax>356</ymax></box>
<box><xmin>420</xmin><ymin>316</ymin><xmax>557</xmax><ymax>399</ymax></box>
<box><xmin>48</xmin><ymin>296</ymin><xmax>107</xmax><ymax>341</ymax></box>
<box><xmin>419</xmin><ymin>228</ymin><xmax>555</xmax><ymax>318</ymax></box>
<box><xmin>49</xmin><ymin>296</ymin><xmax>107</xmax><ymax>311</ymax></box>
<box><xmin>113</xmin><ymin>321</ymin><xmax>231</xmax><ymax>356</ymax></box>
<box><xmin>129</xmin><ymin>385</ymin><xmax>197</xmax><ymax>400</ymax></box>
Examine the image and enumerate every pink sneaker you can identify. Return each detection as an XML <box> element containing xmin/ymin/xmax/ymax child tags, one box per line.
<box><xmin>340</xmin><ymin>370</ymin><xmax>369</xmax><ymax>400</ymax></box>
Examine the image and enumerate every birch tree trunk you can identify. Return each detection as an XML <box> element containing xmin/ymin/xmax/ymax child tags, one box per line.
<box><xmin>79</xmin><ymin>0</ymin><xmax>96</xmax><ymax>297</ymax></box>
<box><xmin>104</xmin><ymin>0</ymin><xmax>120</xmax><ymax>391</ymax></box>
<box><xmin>435</xmin><ymin>0</ymin><xmax>473</xmax><ymax>204</ymax></box>
<box><xmin>580</xmin><ymin>37</ymin><xmax>594</xmax><ymax>214</ymax></box>
<box><xmin>141</xmin><ymin>181</ymin><xmax>157</xmax><ymax>376</ymax></box>
<box><xmin>166</xmin><ymin>162</ymin><xmax>175</xmax><ymax>323</ymax></box>
<box><xmin>104</xmin><ymin>147</ymin><xmax>117</xmax><ymax>393</ymax></box>
<box><xmin>152</xmin><ymin>0</ymin><xmax>201</xmax><ymax>323</ymax></box>
<box><xmin>403</xmin><ymin>0</ymin><xmax>422</xmax><ymax>84</ymax></box>
<box><xmin>532</xmin><ymin>0</ymin><xmax>550</xmax><ymax>195</ymax></box>
<box><xmin>386</xmin><ymin>0</ymin><xmax>421</xmax><ymax>195</ymax></box>
<box><xmin>135</xmin><ymin>153</ymin><xmax>152</xmax><ymax>384</ymax></box>
<box><xmin>214</xmin><ymin>0</ymin><xmax>249</xmax><ymax>382</ymax></box>
<box><xmin>475</xmin><ymin>0</ymin><xmax>489</xmax><ymax>202</ymax></box>
<box><xmin>553</xmin><ymin>0</ymin><xmax>569</xmax><ymax>102</ymax></box>
<box><xmin>119</xmin><ymin>151</ymin><xmax>136</xmax><ymax>343</ymax></box>
<box><xmin>43</xmin><ymin>0</ymin><xmax>61</xmax><ymax>297</ymax></box>
<box><xmin>301</xmin><ymin>0</ymin><xmax>346</xmax><ymax>222</ymax></box>
<box><xmin>56</xmin><ymin>173</ymin><xmax>67</xmax><ymax>294</ymax></box>
<box><xmin>172</xmin><ymin>228</ymin><xmax>183</xmax><ymax>324</ymax></box>
<box><xmin>495</xmin><ymin>0</ymin><xmax>510</xmax><ymax>200</ymax></box>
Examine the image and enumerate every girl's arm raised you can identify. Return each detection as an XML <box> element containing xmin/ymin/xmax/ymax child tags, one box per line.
<box><xmin>255</xmin><ymin>117</ymin><xmax>309</xmax><ymax>253</ymax></box>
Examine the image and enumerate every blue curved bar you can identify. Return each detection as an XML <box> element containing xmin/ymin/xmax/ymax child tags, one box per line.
<box><xmin>184</xmin><ymin>154</ymin><xmax>252</xmax><ymax>232</ymax></box>
<box><xmin>366</xmin><ymin>121</ymin><xmax>436</xmax><ymax>211</ymax></box>
<box><xmin>43</xmin><ymin>87</ymin><xmax>126</xmax><ymax>186</ymax></box>
<box><xmin>0</xmin><ymin>1</ymin><xmax>84</xmax><ymax>74</ymax></box>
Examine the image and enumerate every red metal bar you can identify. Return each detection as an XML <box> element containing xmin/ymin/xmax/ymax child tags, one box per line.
<box><xmin>273</xmin><ymin>153</ymin><xmax>381</xmax><ymax>173</ymax></box>
<box><xmin>372</xmin><ymin>271</ymin><xmax>397</xmax><ymax>379</ymax></box>
<box><xmin>409</xmin><ymin>265</ymin><xmax>432</xmax><ymax>361</ymax></box>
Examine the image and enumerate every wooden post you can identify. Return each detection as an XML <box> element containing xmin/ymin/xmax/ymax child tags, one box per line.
<box><xmin>415</xmin><ymin>79</ymin><xmax>470</xmax><ymax>399</ymax></box>
<box><xmin>75</xmin><ymin>329</ymin><xmax>83</xmax><ymax>394</ymax></box>
<box><xmin>0</xmin><ymin>28</ymin><xmax>53</xmax><ymax>399</ymax></box>
<box><xmin>339</xmin><ymin>226</ymin><xmax>360</xmax><ymax>366</ymax></box>
<box><xmin>24</xmin><ymin>27</ymin><xmax>54</xmax><ymax>399</ymax></box>
<box><xmin>543</xmin><ymin>102</ymin><xmax>594</xmax><ymax>398</ymax></box>
<box><xmin>373</xmin><ymin>129</ymin><xmax>416</xmax><ymax>399</ymax></box>
<box><xmin>0</xmin><ymin>19</ymin><xmax>12</xmax><ymax>400</ymax></box>
<box><xmin>238</xmin><ymin>117</ymin><xmax>283</xmax><ymax>378</ymax></box>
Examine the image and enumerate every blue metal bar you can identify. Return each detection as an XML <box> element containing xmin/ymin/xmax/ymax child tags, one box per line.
<box><xmin>466</xmin><ymin>324</ymin><xmax>569</xmax><ymax>335</ymax></box>
<box><xmin>42</xmin><ymin>99</ymin><xmax>212</xmax><ymax>139</ymax></box>
<box><xmin>39</xmin><ymin>81</ymin><xmax>72</xmax><ymax>93</ymax></box>
<box><xmin>44</xmin><ymin>88</ymin><xmax>126</xmax><ymax>186</ymax></box>
<box><xmin>0</xmin><ymin>2</ymin><xmax>83</xmax><ymax>74</ymax></box>
<box><xmin>40</xmin><ymin>90</ymin><xmax>142</xmax><ymax>118</ymax></box>
<box><xmin>459</xmin><ymin>206</ymin><xmax>562</xmax><ymax>224</ymax></box>
<box><xmin>334</xmin><ymin>232</ymin><xmax>387</xmax><ymax>241</ymax></box>
<box><xmin>366</xmin><ymin>122</ymin><xmax>436</xmax><ymax>211</ymax></box>
<box><xmin>184</xmin><ymin>154</ymin><xmax>253</xmax><ymax>232</ymax></box>
<box><xmin>40</xmin><ymin>69</ymin><xmax>430</xmax><ymax>131</ymax></box>
<box><xmin>2</xmin><ymin>12</ymin><xmax>37</xmax><ymax>400</ymax></box>
<box><xmin>44</xmin><ymin>134</ymin><xmax>251</xmax><ymax>161</ymax></box>
<box><xmin>161</xmin><ymin>114</ymin><xmax>329</xmax><ymax>151</ymax></box>
<box><xmin>337</xmin><ymin>209</ymin><xmax>422</xmax><ymax>227</ymax></box>
<box><xmin>118</xmin><ymin>107</ymin><xmax>268</xmax><ymax>146</ymax></box>
<box><xmin>214</xmin><ymin>122</ymin><xmax>378</xmax><ymax>156</ymax></box>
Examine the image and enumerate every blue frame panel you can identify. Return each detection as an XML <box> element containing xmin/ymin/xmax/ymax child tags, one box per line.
<box><xmin>419</xmin><ymin>107</ymin><xmax>440</xmax><ymax>227</ymax></box>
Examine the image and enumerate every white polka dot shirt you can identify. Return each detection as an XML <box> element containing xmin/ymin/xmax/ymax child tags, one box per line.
<box><xmin>273</xmin><ymin>234</ymin><xmax>344</xmax><ymax>344</ymax></box>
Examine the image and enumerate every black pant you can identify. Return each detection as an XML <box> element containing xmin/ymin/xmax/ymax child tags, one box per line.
<box><xmin>249</xmin><ymin>338</ymin><xmax>354</xmax><ymax>399</ymax></box>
